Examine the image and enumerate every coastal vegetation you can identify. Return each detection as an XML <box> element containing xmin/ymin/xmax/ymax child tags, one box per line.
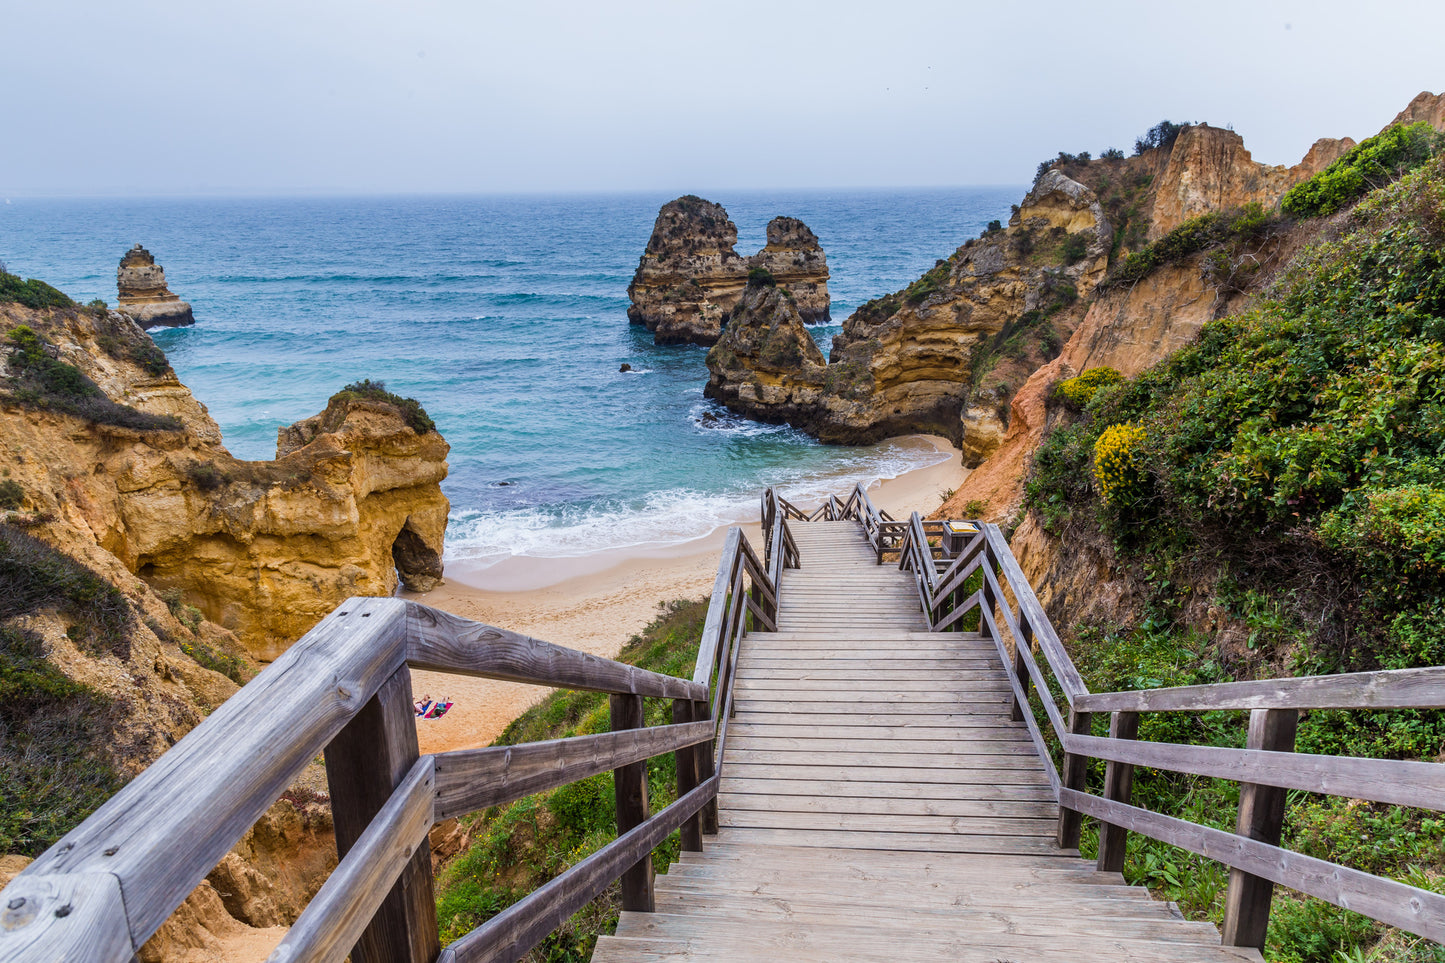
<box><xmin>333</xmin><ymin>378</ymin><xmax>437</xmax><ymax>434</ymax></box>
<box><xmin>3</xmin><ymin>325</ymin><xmax>182</xmax><ymax>431</ymax></box>
<box><xmin>1282</xmin><ymin>122</ymin><xmax>1443</xmax><ymax>218</ymax></box>
<box><xmin>0</xmin><ymin>523</ymin><xmax>130</xmax><ymax>855</ymax></box>
<box><xmin>435</xmin><ymin>599</ymin><xmax>707</xmax><ymax>961</ymax></box>
<box><xmin>0</xmin><ymin>270</ymin><xmax>73</xmax><ymax>310</ymax></box>
<box><xmin>1022</xmin><ymin>153</ymin><xmax>1445</xmax><ymax>962</ymax></box>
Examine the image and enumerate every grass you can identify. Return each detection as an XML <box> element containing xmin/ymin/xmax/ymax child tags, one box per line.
<box><xmin>0</xmin><ymin>624</ymin><xmax>123</xmax><ymax>855</ymax></box>
<box><xmin>3</xmin><ymin>325</ymin><xmax>182</xmax><ymax>432</ymax></box>
<box><xmin>435</xmin><ymin>599</ymin><xmax>708</xmax><ymax>962</ymax></box>
<box><xmin>0</xmin><ymin>521</ymin><xmax>134</xmax><ymax>660</ymax></box>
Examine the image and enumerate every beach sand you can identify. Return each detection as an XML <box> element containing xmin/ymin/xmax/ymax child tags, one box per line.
<box><xmin>405</xmin><ymin>435</ymin><xmax>967</xmax><ymax>754</ymax></box>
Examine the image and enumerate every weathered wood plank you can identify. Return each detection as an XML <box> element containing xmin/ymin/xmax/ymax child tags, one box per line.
<box><xmin>0</xmin><ymin>872</ymin><xmax>132</xmax><ymax>961</ymax></box>
<box><xmin>718</xmin><ymin>764</ymin><xmax>1050</xmax><ymax>785</ymax></box>
<box><xmin>981</xmin><ymin>524</ymin><xmax>1087</xmax><ymax>701</ymax></box>
<box><xmin>1097</xmin><ymin>711</ymin><xmax>1141</xmax><ymax>874</ymax></box>
<box><xmin>433</xmin><ymin>720</ymin><xmax>713</xmax><ymax>821</ymax></box>
<box><xmin>1057</xmin><ymin>709</ymin><xmax>1093</xmax><ymax>849</ymax></box>
<box><xmin>1061</xmin><ymin>787</ymin><xmax>1445</xmax><ymax>944</ymax></box>
<box><xmin>725</xmin><ymin>735</ymin><xmax>1033</xmax><ymax>754</ymax></box>
<box><xmin>724</xmin><ymin>748</ymin><xmax>1045</xmax><ymax>770</ymax></box>
<box><xmin>440</xmin><ymin>777</ymin><xmax>718</xmax><ymax>963</ymax></box>
<box><xmin>1064</xmin><ymin>729</ymin><xmax>1445</xmax><ymax>813</ymax></box>
<box><xmin>17</xmin><ymin>596</ymin><xmax>409</xmax><ymax>949</ymax></box>
<box><xmin>726</xmin><ymin>722</ymin><xmax>1029</xmax><ymax>739</ymax></box>
<box><xmin>672</xmin><ymin>700</ymin><xmax>703</xmax><ymax>853</ymax></box>
<box><xmin>268</xmin><ymin>756</ymin><xmax>435</xmax><ymax>963</ymax></box>
<box><xmin>324</xmin><ymin>664</ymin><xmax>438</xmax><ymax>963</ymax></box>
<box><xmin>717</xmin><ymin>791</ymin><xmax>1057</xmax><ymax>819</ymax></box>
<box><xmin>718</xmin><ymin>777</ymin><xmax>1057</xmax><ymax>802</ymax></box>
<box><xmin>694</xmin><ymin>527</ymin><xmax>742</xmax><ymax>687</ymax></box>
<box><xmin>406</xmin><ymin>602</ymin><xmax>704</xmax><ymax>700</ymax></box>
<box><xmin>702</xmin><ymin>825</ymin><xmax>1071</xmax><ymax>856</ymax></box>
<box><xmin>1222</xmin><ymin>709</ymin><xmax>1297</xmax><ymax>950</ymax></box>
<box><xmin>1076</xmin><ymin>665</ymin><xmax>1445</xmax><ymax>713</ymax></box>
<box><xmin>718</xmin><ymin>809</ymin><xmax>1056</xmax><ymax>837</ymax></box>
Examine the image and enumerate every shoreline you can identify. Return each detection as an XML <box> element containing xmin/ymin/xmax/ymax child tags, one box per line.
<box><xmin>405</xmin><ymin>434</ymin><xmax>967</xmax><ymax>754</ymax></box>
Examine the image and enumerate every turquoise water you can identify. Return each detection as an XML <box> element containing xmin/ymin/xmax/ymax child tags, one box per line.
<box><xmin>0</xmin><ymin>189</ymin><xmax>1018</xmax><ymax>569</ymax></box>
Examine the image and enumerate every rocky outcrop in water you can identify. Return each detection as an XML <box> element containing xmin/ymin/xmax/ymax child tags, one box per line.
<box><xmin>627</xmin><ymin>197</ymin><xmax>830</xmax><ymax>346</ymax></box>
<box><xmin>704</xmin><ymin>275</ymin><xmax>828</xmax><ymax>426</ymax></box>
<box><xmin>747</xmin><ymin>217</ymin><xmax>830</xmax><ymax>323</ymax></box>
<box><xmin>117</xmin><ymin>244</ymin><xmax>195</xmax><ymax>330</ymax></box>
<box><xmin>702</xmin><ymin>171</ymin><xmax>1111</xmax><ymax>449</ymax></box>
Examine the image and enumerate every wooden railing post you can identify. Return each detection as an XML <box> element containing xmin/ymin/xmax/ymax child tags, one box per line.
<box><xmin>610</xmin><ymin>693</ymin><xmax>655</xmax><ymax>912</ymax></box>
<box><xmin>1096</xmin><ymin>711</ymin><xmax>1141</xmax><ymax>873</ymax></box>
<box><xmin>324</xmin><ymin>664</ymin><xmax>440</xmax><ymax>963</ymax></box>
<box><xmin>672</xmin><ymin>699</ymin><xmax>703</xmax><ymax>852</ymax></box>
<box><xmin>1056</xmin><ymin>709</ymin><xmax>1094</xmax><ymax>849</ymax></box>
<box><xmin>695</xmin><ymin>699</ymin><xmax>719</xmax><ymax>834</ymax></box>
<box><xmin>1222</xmin><ymin>707</ymin><xmax>1299</xmax><ymax>949</ymax></box>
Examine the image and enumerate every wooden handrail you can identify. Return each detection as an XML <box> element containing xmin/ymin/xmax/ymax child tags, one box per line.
<box><xmin>908</xmin><ymin>516</ymin><xmax>1445</xmax><ymax>951</ymax></box>
<box><xmin>1</xmin><ymin>523</ymin><xmax>783</xmax><ymax>963</ymax></box>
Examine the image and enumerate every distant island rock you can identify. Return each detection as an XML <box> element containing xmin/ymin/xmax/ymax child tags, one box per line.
<box><xmin>117</xmin><ymin>243</ymin><xmax>195</xmax><ymax>329</ymax></box>
<box><xmin>627</xmin><ymin>196</ymin><xmax>829</xmax><ymax>346</ymax></box>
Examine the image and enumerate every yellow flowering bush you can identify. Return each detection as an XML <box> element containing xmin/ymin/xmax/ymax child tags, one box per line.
<box><xmin>1055</xmin><ymin>366</ymin><xmax>1122</xmax><ymax>409</ymax></box>
<box><xmin>1093</xmin><ymin>422</ymin><xmax>1146</xmax><ymax>505</ymax></box>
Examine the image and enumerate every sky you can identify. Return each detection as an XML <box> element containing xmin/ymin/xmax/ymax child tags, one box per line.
<box><xmin>3</xmin><ymin>0</ymin><xmax>1442</xmax><ymax>197</ymax></box>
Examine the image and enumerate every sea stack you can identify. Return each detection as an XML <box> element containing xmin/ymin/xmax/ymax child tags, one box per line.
<box><xmin>116</xmin><ymin>244</ymin><xmax>195</xmax><ymax>329</ymax></box>
<box><xmin>628</xmin><ymin>196</ymin><xmax>830</xmax><ymax>346</ymax></box>
<box><xmin>748</xmin><ymin>217</ymin><xmax>830</xmax><ymax>323</ymax></box>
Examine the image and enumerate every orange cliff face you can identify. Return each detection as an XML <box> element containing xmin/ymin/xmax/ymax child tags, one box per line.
<box><xmin>0</xmin><ymin>302</ymin><xmax>449</xmax><ymax>662</ymax></box>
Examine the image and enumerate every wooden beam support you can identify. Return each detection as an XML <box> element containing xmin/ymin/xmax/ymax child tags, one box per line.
<box><xmin>696</xmin><ymin>700</ymin><xmax>719</xmax><ymax>835</ymax></box>
<box><xmin>1095</xmin><ymin>711</ymin><xmax>1140</xmax><ymax>874</ymax></box>
<box><xmin>324</xmin><ymin>664</ymin><xmax>439</xmax><ymax>963</ymax></box>
<box><xmin>610</xmin><ymin>694</ymin><xmax>654</xmax><ymax>913</ymax></box>
<box><xmin>673</xmin><ymin>700</ymin><xmax>703</xmax><ymax>852</ymax></box>
<box><xmin>1056</xmin><ymin>709</ymin><xmax>1094</xmax><ymax>850</ymax></box>
<box><xmin>1222</xmin><ymin>708</ymin><xmax>1298</xmax><ymax>950</ymax></box>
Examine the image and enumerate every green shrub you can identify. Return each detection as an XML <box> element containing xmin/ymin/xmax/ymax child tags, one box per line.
<box><xmin>1106</xmin><ymin>203</ymin><xmax>1276</xmax><ymax>287</ymax></box>
<box><xmin>0</xmin><ymin>624</ymin><xmax>123</xmax><ymax>855</ymax></box>
<box><xmin>1060</xmin><ymin>232</ymin><xmax>1090</xmax><ymax>265</ymax></box>
<box><xmin>333</xmin><ymin>379</ymin><xmax>437</xmax><ymax>435</ymax></box>
<box><xmin>904</xmin><ymin>259</ymin><xmax>951</xmax><ymax>305</ymax></box>
<box><xmin>1282</xmin><ymin>122</ymin><xmax>1443</xmax><ymax>218</ymax></box>
<box><xmin>0</xmin><ymin>480</ymin><xmax>23</xmax><ymax>511</ymax></box>
<box><xmin>0</xmin><ymin>522</ymin><xmax>133</xmax><ymax>659</ymax></box>
<box><xmin>1054</xmin><ymin>367</ymin><xmax>1122</xmax><ymax>409</ymax></box>
<box><xmin>746</xmin><ymin>266</ymin><xmax>776</xmax><ymax>288</ymax></box>
<box><xmin>0</xmin><ymin>272</ymin><xmax>73</xmax><ymax>310</ymax></box>
<box><xmin>1133</xmin><ymin>120</ymin><xmax>1190</xmax><ymax>156</ymax></box>
<box><xmin>3</xmin><ymin>326</ymin><xmax>182</xmax><ymax>431</ymax></box>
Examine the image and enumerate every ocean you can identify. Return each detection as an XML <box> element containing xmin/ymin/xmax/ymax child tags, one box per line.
<box><xmin>0</xmin><ymin>188</ymin><xmax>1019</xmax><ymax>579</ymax></box>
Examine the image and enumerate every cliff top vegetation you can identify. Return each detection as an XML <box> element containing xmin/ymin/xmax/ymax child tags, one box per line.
<box><xmin>1023</xmin><ymin>152</ymin><xmax>1445</xmax><ymax>963</ymax></box>
<box><xmin>331</xmin><ymin>378</ymin><xmax>437</xmax><ymax>435</ymax></box>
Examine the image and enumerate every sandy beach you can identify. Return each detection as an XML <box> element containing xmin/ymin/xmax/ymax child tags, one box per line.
<box><xmin>405</xmin><ymin>435</ymin><xmax>967</xmax><ymax>754</ymax></box>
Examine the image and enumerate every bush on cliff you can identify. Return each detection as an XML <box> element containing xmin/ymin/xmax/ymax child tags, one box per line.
<box><xmin>434</xmin><ymin>599</ymin><xmax>707</xmax><ymax>961</ymax></box>
<box><xmin>1103</xmin><ymin>202</ymin><xmax>1277</xmax><ymax>288</ymax></box>
<box><xmin>334</xmin><ymin>378</ymin><xmax>436</xmax><ymax>435</ymax></box>
<box><xmin>0</xmin><ymin>272</ymin><xmax>73</xmax><ymax>310</ymax></box>
<box><xmin>0</xmin><ymin>624</ymin><xmax>123</xmax><ymax>856</ymax></box>
<box><xmin>1282</xmin><ymin>122</ymin><xmax>1443</xmax><ymax>219</ymax></box>
<box><xmin>1022</xmin><ymin>155</ymin><xmax>1445</xmax><ymax>961</ymax></box>
<box><xmin>3</xmin><ymin>325</ymin><xmax>182</xmax><ymax>432</ymax></box>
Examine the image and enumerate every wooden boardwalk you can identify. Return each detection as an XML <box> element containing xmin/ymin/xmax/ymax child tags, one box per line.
<box><xmin>594</xmin><ymin>521</ymin><xmax>1261</xmax><ymax>962</ymax></box>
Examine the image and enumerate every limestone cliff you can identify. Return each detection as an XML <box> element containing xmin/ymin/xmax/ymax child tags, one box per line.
<box><xmin>627</xmin><ymin>197</ymin><xmax>829</xmax><ymax>345</ymax></box>
<box><xmin>1</xmin><ymin>303</ymin><xmax>449</xmax><ymax>662</ymax></box>
<box><xmin>1390</xmin><ymin>90</ymin><xmax>1445</xmax><ymax>131</ymax></box>
<box><xmin>704</xmin><ymin>276</ymin><xmax>828</xmax><ymax>426</ymax></box>
<box><xmin>117</xmin><ymin>244</ymin><xmax>195</xmax><ymax>330</ymax></box>
<box><xmin>702</xmin><ymin>171</ymin><xmax>1110</xmax><ymax>450</ymax></box>
<box><xmin>1145</xmin><ymin>124</ymin><xmax>1354</xmax><ymax>240</ymax></box>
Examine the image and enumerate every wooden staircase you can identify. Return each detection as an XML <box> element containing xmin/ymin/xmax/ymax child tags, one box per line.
<box><xmin>593</xmin><ymin>519</ymin><xmax>1263</xmax><ymax>962</ymax></box>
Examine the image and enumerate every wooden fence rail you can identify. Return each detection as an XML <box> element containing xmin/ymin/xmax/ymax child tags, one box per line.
<box><xmin>0</xmin><ymin>525</ymin><xmax>793</xmax><ymax>963</ymax></box>
<box><xmin>905</xmin><ymin>518</ymin><xmax>1445</xmax><ymax>951</ymax></box>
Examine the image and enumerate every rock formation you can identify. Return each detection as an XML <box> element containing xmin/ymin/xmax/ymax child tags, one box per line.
<box><xmin>627</xmin><ymin>197</ymin><xmax>830</xmax><ymax>345</ymax></box>
<box><xmin>705</xmin><ymin>276</ymin><xmax>828</xmax><ymax>425</ymax></box>
<box><xmin>747</xmin><ymin>217</ymin><xmax>831</xmax><ymax>323</ymax></box>
<box><xmin>1146</xmin><ymin>125</ymin><xmax>1354</xmax><ymax>240</ymax></box>
<box><xmin>703</xmin><ymin>171</ymin><xmax>1111</xmax><ymax>450</ymax></box>
<box><xmin>1</xmin><ymin>302</ymin><xmax>449</xmax><ymax>662</ymax></box>
<box><xmin>1390</xmin><ymin>89</ymin><xmax>1445</xmax><ymax>131</ymax></box>
<box><xmin>116</xmin><ymin>244</ymin><xmax>195</xmax><ymax>329</ymax></box>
